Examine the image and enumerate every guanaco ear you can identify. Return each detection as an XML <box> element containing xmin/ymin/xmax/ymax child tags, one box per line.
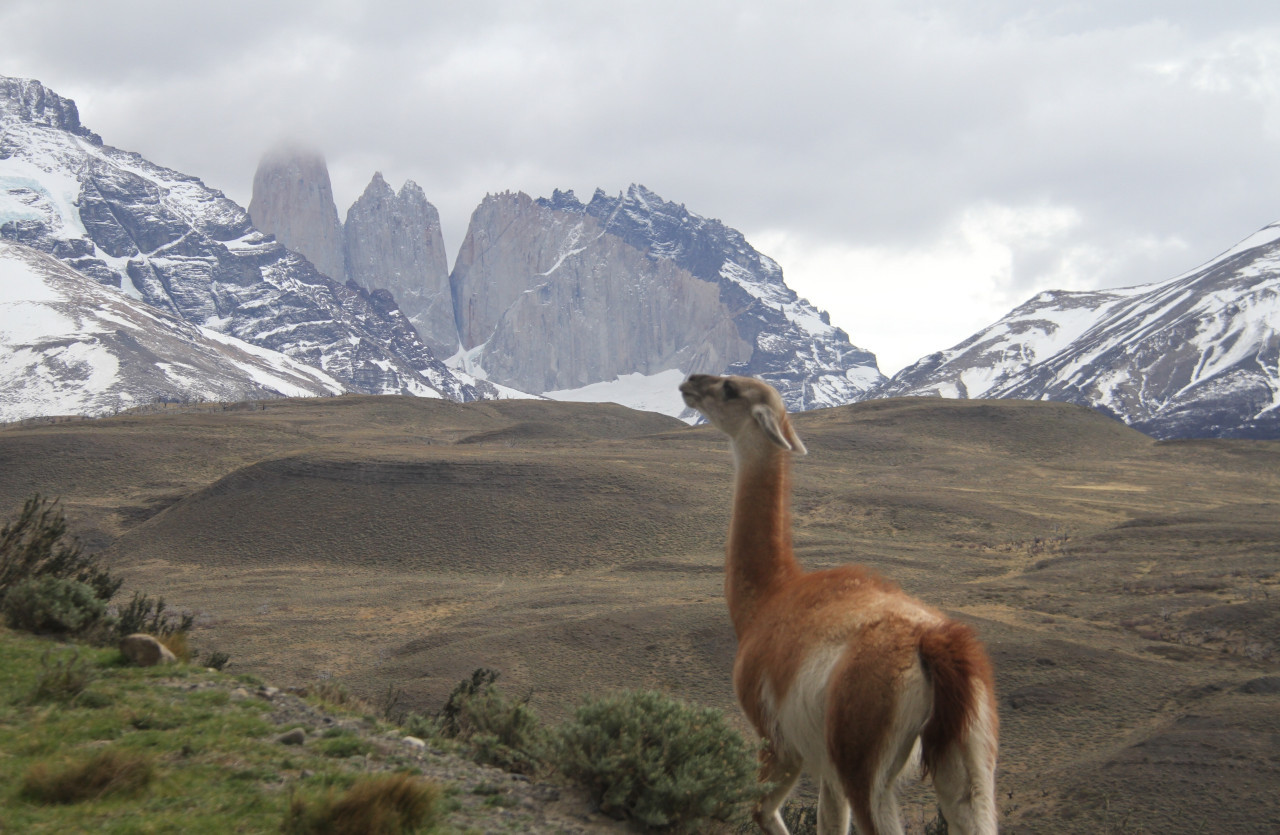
<box><xmin>752</xmin><ymin>404</ymin><xmax>806</xmax><ymax>454</ymax></box>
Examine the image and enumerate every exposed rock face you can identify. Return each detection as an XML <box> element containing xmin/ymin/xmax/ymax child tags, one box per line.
<box><xmin>451</xmin><ymin>191</ymin><xmax>752</xmax><ymax>392</ymax></box>
<box><xmin>248</xmin><ymin>145</ymin><xmax>347</xmax><ymax>283</ymax></box>
<box><xmin>450</xmin><ymin>186</ymin><xmax>884</xmax><ymax>412</ymax></box>
<box><xmin>874</xmin><ymin>225</ymin><xmax>1280</xmax><ymax>439</ymax></box>
<box><xmin>345</xmin><ymin>173</ymin><xmax>457</xmax><ymax>357</ymax></box>
<box><xmin>0</xmin><ymin>76</ymin><xmax>102</xmax><ymax>144</ymax></box>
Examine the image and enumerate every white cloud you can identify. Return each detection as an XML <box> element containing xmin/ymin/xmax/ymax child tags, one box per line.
<box><xmin>1</xmin><ymin>0</ymin><xmax>1278</xmax><ymax>375</ymax></box>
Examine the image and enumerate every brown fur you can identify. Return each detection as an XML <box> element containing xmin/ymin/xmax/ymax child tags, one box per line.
<box><xmin>919</xmin><ymin>620</ymin><xmax>997</xmax><ymax>777</ymax></box>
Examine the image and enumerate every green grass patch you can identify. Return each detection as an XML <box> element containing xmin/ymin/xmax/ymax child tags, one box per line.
<box><xmin>0</xmin><ymin>629</ymin><xmax>440</xmax><ymax>833</ymax></box>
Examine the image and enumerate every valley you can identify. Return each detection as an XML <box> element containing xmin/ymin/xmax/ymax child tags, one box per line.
<box><xmin>2</xmin><ymin>394</ymin><xmax>1277</xmax><ymax>831</ymax></box>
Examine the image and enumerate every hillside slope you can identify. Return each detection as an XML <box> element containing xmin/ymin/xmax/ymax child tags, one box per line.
<box><xmin>0</xmin><ymin>395</ymin><xmax>1276</xmax><ymax>831</ymax></box>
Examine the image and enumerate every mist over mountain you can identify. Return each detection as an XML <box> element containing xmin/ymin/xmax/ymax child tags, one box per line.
<box><xmin>248</xmin><ymin>148</ymin><xmax>885</xmax><ymax>418</ymax></box>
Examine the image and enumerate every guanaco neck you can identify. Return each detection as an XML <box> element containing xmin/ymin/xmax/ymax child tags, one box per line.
<box><xmin>726</xmin><ymin>442</ymin><xmax>801</xmax><ymax>637</ymax></box>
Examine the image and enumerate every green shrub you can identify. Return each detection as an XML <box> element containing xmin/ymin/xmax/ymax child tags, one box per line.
<box><xmin>315</xmin><ymin>730</ymin><xmax>372</xmax><ymax>759</ymax></box>
<box><xmin>113</xmin><ymin>592</ymin><xmax>194</xmax><ymax>640</ymax></box>
<box><xmin>283</xmin><ymin>773</ymin><xmax>443</xmax><ymax>834</ymax></box>
<box><xmin>439</xmin><ymin>667</ymin><xmax>499</xmax><ymax>736</ymax></box>
<box><xmin>2</xmin><ymin>576</ymin><xmax>108</xmax><ymax>636</ymax></box>
<box><xmin>0</xmin><ymin>495</ymin><xmax>120</xmax><ymax>604</ymax></box>
<box><xmin>204</xmin><ymin>650</ymin><xmax>231</xmax><ymax>671</ymax></box>
<box><xmin>440</xmin><ymin>669</ymin><xmax>548</xmax><ymax>774</ymax></box>
<box><xmin>556</xmin><ymin>690</ymin><xmax>761</xmax><ymax>832</ymax></box>
<box><xmin>20</xmin><ymin>749</ymin><xmax>154</xmax><ymax>804</ymax></box>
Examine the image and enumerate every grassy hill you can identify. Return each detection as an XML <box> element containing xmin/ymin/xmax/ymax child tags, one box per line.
<box><xmin>2</xmin><ymin>393</ymin><xmax>1278</xmax><ymax>832</ymax></box>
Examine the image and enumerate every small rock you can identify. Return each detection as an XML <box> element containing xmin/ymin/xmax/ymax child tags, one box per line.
<box><xmin>276</xmin><ymin>728</ymin><xmax>307</xmax><ymax>746</ymax></box>
<box><xmin>119</xmin><ymin>633</ymin><xmax>177</xmax><ymax>667</ymax></box>
<box><xmin>402</xmin><ymin>736</ymin><xmax>427</xmax><ymax>749</ymax></box>
<box><xmin>230</xmin><ymin>688</ymin><xmax>251</xmax><ymax>700</ymax></box>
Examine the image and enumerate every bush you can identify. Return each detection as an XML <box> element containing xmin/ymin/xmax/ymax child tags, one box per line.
<box><xmin>439</xmin><ymin>667</ymin><xmax>500</xmax><ymax>736</ymax></box>
<box><xmin>203</xmin><ymin>650</ymin><xmax>231</xmax><ymax>671</ymax></box>
<box><xmin>0</xmin><ymin>495</ymin><xmax>120</xmax><ymax>604</ymax></box>
<box><xmin>20</xmin><ymin>749</ymin><xmax>154</xmax><ymax>804</ymax></box>
<box><xmin>434</xmin><ymin>669</ymin><xmax>549</xmax><ymax>774</ymax></box>
<box><xmin>315</xmin><ymin>730</ymin><xmax>372</xmax><ymax>759</ymax></box>
<box><xmin>557</xmin><ymin>690</ymin><xmax>762</xmax><ymax>832</ymax></box>
<box><xmin>283</xmin><ymin>773</ymin><xmax>443</xmax><ymax>835</ymax></box>
<box><xmin>113</xmin><ymin>591</ymin><xmax>195</xmax><ymax>640</ymax></box>
<box><xmin>2</xmin><ymin>576</ymin><xmax>108</xmax><ymax>636</ymax></box>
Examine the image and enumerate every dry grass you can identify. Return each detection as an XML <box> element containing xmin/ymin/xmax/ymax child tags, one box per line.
<box><xmin>2</xmin><ymin>393</ymin><xmax>1278</xmax><ymax>832</ymax></box>
<box><xmin>283</xmin><ymin>773</ymin><xmax>443</xmax><ymax>835</ymax></box>
<box><xmin>20</xmin><ymin>748</ymin><xmax>154</xmax><ymax>804</ymax></box>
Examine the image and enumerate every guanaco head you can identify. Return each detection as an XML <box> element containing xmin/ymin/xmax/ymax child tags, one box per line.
<box><xmin>680</xmin><ymin>374</ymin><xmax>807</xmax><ymax>455</ymax></box>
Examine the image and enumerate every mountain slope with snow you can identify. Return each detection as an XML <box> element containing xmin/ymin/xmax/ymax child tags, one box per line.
<box><xmin>0</xmin><ymin>239</ymin><xmax>345</xmax><ymax>422</ymax></box>
<box><xmin>878</xmin><ymin>225</ymin><xmax>1280</xmax><ymax>439</ymax></box>
<box><xmin>0</xmin><ymin>76</ymin><xmax>482</xmax><ymax>407</ymax></box>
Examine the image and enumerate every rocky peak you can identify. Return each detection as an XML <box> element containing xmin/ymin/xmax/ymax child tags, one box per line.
<box><xmin>451</xmin><ymin>186</ymin><xmax>882</xmax><ymax>412</ymax></box>
<box><xmin>344</xmin><ymin>172</ymin><xmax>457</xmax><ymax>357</ymax></box>
<box><xmin>0</xmin><ymin>76</ymin><xmax>102</xmax><ymax>145</ymax></box>
<box><xmin>247</xmin><ymin>144</ymin><xmax>346</xmax><ymax>282</ymax></box>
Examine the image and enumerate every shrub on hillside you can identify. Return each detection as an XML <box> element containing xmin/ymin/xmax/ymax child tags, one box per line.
<box><xmin>0</xmin><ymin>495</ymin><xmax>120</xmax><ymax>605</ymax></box>
<box><xmin>556</xmin><ymin>689</ymin><xmax>761</xmax><ymax>832</ymax></box>
<box><xmin>114</xmin><ymin>592</ymin><xmax>194</xmax><ymax>640</ymax></box>
<box><xmin>441</xmin><ymin>669</ymin><xmax>549</xmax><ymax>774</ymax></box>
<box><xmin>2</xmin><ymin>576</ymin><xmax>109</xmax><ymax>636</ymax></box>
<box><xmin>283</xmin><ymin>773</ymin><xmax>443</xmax><ymax>835</ymax></box>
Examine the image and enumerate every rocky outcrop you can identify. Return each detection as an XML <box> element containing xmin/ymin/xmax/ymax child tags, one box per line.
<box><xmin>0</xmin><ymin>76</ymin><xmax>101</xmax><ymax>144</ymax></box>
<box><xmin>345</xmin><ymin>174</ymin><xmax>457</xmax><ymax>357</ymax></box>
<box><xmin>248</xmin><ymin>145</ymin><xmax>347</xmax><ymax>283</ymax></box>
<box><xmin>451</xmin><ymin>191</ymin><xmax>753</xmax><ymax>393</ymax></box>
<box><xmin>450</xmin><ymin>187</ymin><xmax>884</xmax><ymax>412</ymax></box>
<box><xmin>120</xmin><ymin>633</ymin><xmax>177</xmax><ymax>666</ymax></box>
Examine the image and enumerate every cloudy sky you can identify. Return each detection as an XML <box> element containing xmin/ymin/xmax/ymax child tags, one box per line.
<box><xmin>3</xmin><ymin>1</ymin><xmax>1279</xmax><ymax>374</ymax></box>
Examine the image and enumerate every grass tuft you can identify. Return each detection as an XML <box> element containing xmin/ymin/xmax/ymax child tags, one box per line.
<box><xmin>283</xmin><ymin>773</ymin><xmax>443</xmax><ymax>834</ymax></box>
<box><xmin>20</xmin><ymin>748</ymin><xmax>154</xmax><ymax>804</ymax></box>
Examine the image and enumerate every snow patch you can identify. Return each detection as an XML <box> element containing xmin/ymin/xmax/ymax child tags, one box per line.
<box><xmin>544</xmin><ymin>369</ymin><xmax>690</xmax><ymax>419</ymax></box>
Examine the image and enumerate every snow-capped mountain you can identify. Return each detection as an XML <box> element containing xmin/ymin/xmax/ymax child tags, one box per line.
<box><xmin>450</xmin><ymin>186</ymin><xmax>884</xmax><ymax>417</ymax></box>
<box><xmin>0</xmin><ymin>239</ymin><xmax>344</xmax><ymax>422</ymax></box>
<box><xmin>877</xmin><ymin>225</ymin><xmax>1280</xmax><ymax>439</ymax></box>
<box><xmin>0</xmin><ymin>76</ymin><xmax>483</xmax><ymax>409</ymax></box>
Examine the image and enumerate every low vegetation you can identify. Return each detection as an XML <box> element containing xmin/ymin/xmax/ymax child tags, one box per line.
<box><xmin>0</xmin><ymin>495</ymin><xmax>773</xmax><ymax>833</ymax></box>
<box><xmin>558</xmin><ymin>689</ymin><xmax>761</xmax><ymax>831</ymax></box>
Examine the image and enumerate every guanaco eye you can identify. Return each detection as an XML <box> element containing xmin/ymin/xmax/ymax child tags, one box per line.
<box><xmin>722</xmin><ymin>381</ymin><xmax>739</xmax><ymax>399</ymax></box>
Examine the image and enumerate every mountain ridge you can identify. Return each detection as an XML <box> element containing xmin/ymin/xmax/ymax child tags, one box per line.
<box><xmin>875</xmin><ymin>222</ymin><xmax>1280</xmax><ymax>439</ymax></box>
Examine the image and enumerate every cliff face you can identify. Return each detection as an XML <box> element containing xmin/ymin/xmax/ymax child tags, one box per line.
<box><xmin>448</xmin><ymin>187</ymin><xmax>883</xmax><ymax>412</ymax></box>
<box><xmin>247</xmin><ymin>146</ymin><xmax>347</xmax><ymax>283</ymax></box>
<box><xmin>450</xmin><ymin>191</ymin><xmax>754</xmax><ymax>393</ymax></box>
<box><xmin>344</xmin><ymin>174</ymin><xmax>457</xmax><ymax>357</ymax></box>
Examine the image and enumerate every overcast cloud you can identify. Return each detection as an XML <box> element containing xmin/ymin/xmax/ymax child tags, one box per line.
<box><xmin>3</xmin><ymin>0</ymin><xmax>1278</xmax><ymax>374</ymax></box>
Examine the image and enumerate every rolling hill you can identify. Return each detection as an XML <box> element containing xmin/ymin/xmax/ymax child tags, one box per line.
<box><xmin>0</xmin><ymin>395</ymin><xmax>1276</xmax><ymax>832</ymax></box>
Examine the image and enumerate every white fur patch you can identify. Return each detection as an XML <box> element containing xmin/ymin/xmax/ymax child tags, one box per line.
<box><xmin>765</xmin><ymin>644</ymin><xmax>845</xmax><ymax>783</ymax></box>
